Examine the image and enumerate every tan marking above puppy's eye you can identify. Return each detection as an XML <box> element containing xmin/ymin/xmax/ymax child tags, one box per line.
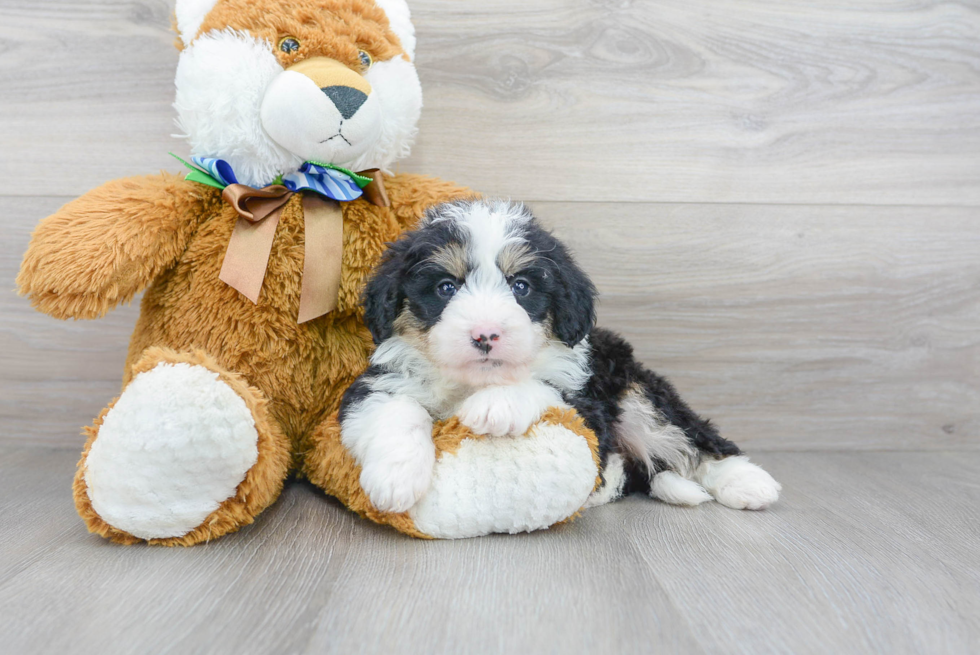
<box><xmin>278</xmin><ymin>36</ymin><xmax>301</xmax><ymax>54</ymax></box>
<box><xmin>427</xmin><ymin>243</ymin><xmax>469</xmax><ymax>280</ymax></box>
<box><xmin>358</xmin><ymin>50</ymin><xmax>373</xmax><ymax>71</ymax></box>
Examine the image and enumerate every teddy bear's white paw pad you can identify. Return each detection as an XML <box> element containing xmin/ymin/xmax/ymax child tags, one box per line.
<box><xmin>409</xmin><ymin>422</ymin><xmax>598</xmax><ymax>539</ymax></box>
<box><xmin>698</xmin><ymin>456</ymin><xmax>781</xmax><ymax>510</ymax></box>
<box><xmin>84</xmin><ymin>362</ymin><xmax>259</xmax><ymax>539</ymax></box>
<box><xmin>360</xmin><ymin>432</ymin><xmax>434</xmax><ymax>513</ymax></box>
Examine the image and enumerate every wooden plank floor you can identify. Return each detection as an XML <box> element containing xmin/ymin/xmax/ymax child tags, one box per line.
<box><xmin>1</xmin><ymin>447</ymin><xmax>978</xmax><ymax>655</ymax></box>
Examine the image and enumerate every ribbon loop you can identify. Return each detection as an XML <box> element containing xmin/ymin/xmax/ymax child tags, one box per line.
<box><xmin>221</xmin><ymin>184</ymin><xmax>294</xmax><ymax>223</ymax></box>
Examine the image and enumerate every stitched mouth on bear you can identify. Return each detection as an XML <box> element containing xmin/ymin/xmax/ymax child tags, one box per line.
<box><xmin>320</xmin><ymin>132</ymin><xmax>352</xmax><ymax>146</ymax></box>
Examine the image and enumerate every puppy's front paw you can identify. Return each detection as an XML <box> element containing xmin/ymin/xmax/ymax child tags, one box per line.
<box><xmin>359</xmin><ymin>430</ymin><xmax>435</xmax><ymax>513</ymax></box>
<box><xmin>458</xmin><ymin>388</ymin><xmax>539</xmax><ymax>437</ymax></box>
<box><xmin>341</xmin><ymin>394</ymin><xmax>435</xmax><ymax>513</ymax></box>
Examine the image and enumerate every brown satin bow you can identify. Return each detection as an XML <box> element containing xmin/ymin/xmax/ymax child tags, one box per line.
<box><xmin>217</xmin><ymin>171</ymin><xmax>389</xmax><ymax>323</ymax></box>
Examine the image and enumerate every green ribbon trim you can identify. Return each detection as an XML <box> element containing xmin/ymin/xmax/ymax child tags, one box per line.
<box><xmin>306</xmin><ymin>161</ymin><xmax>373</xmax><ymax>188</ymax></box>
<box><xmin>170</xmin><ymin>153</ymin><xmax>371</xmax><ymax>190</ymax></box>
<box><xmin>169</xmin><ymin>153</ymin><xmax>227</xmax><ymax>190</ymax></box>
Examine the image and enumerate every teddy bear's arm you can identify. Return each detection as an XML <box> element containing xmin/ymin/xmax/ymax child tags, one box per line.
<box><xmin>17</xmin><ymin>173</ymin><xmax>212</xmax><ymax>320</ymax></box>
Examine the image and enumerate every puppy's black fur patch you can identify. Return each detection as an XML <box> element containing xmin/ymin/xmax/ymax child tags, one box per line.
<box><xmin>569</xmin><ymin>328</ymin><xmax>741</xmax><ymax>495</ymax></box>
<box><xmin>338</xmin><ymin>365</ymin><xmax>385</xmax><ymax>424</ymax></box>
<box><xmin>362</xmin><ymin>218</ymin><xmax>464</xmax><ymax>344</ymax></box>
<box><xmin>516</xmin><ymin>225</ymin><xmax>597</xmax><ymax>347</ymax></box>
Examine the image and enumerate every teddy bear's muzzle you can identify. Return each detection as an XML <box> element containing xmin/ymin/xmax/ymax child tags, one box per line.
<box><xmin>259</xmin><ymin>56</ymin><xmax>381</xmax><ymax>166</ymax></box>
<box><xmin>287</xmin><ymin>57</ymin><xmax>372</xmax><ymax>100</ymax></box>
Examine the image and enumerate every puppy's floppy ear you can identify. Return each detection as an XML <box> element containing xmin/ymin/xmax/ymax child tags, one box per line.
<box><xmin>362</xmin><ymin>239</ymin><xmax>412</xmax><ymax>345</ymax></box>
<box><xmin>547</xmin><ymin>238</ymin><xmax>597</xmax><ymax>347</ymax></box>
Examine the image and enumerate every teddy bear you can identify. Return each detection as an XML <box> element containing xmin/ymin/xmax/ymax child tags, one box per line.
<box><xmin>17</xmin><ymin>0</ymin><xmax>602</xmax><ymax>544</ymax></box>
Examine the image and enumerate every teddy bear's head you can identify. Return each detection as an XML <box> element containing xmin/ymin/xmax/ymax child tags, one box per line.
<box><xmin>173</xmin><ymin>0</ymin><xmax>420</xmax><ymax>187</ymax></box>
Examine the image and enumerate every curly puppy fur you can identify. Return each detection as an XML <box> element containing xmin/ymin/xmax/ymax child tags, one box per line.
<box><xmin>339</xmin><ymin>200</ymin><xmax>781</xmax><ymax>513</ymax></box>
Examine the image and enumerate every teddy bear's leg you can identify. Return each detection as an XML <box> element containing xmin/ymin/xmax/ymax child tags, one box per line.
<box><xmin>73</xmin><ymin>348</ymin><xmax>291</xmax><ymax>546</ymax></box>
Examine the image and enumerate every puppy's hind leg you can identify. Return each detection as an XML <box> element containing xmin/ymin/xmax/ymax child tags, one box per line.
<box><xmin>620</xmin><ymin>380</ymin><xmax>781</xmax><ymax>511</ymax></box>
<box><xmin>614</xmin><ymin>388</ymin><xmax>712</xmax><ymax>507</ymax></box>
<box><xmin>695</xmin><ymin>456</ymin><xmax>781</xmax><ymax>511</ymax></box>
<box><xmin>644</xmin><ymin>384</ymin><xmax>782</xmax><ymax>510</ymax></box>
<box><xmin>587</xmin><ymin>328</ymin><xmax>780</xmax><ymax>510</ymax></box>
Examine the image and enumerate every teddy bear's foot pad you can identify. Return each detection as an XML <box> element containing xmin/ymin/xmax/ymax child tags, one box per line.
<box><xmin>82</xmin><ymin>362</ymin><xmax>260</xmax><ymax>540</ymax></box>
<box><xmin>407</xmin><ymin>422</ymin><xmax>598</xmax><ymax>539</ymax></box>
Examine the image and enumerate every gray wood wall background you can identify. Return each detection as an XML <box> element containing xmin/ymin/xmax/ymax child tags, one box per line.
<box><xmin>1</xmin><ymin>0</ymin><xmax>977</xmax><ymax>451</ymax></box>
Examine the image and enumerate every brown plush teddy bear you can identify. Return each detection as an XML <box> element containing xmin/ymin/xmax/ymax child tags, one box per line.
<box><xmin>17</xmin><ymin>0</ymin><xmax>601</xmax><ymax>544</ymax></box>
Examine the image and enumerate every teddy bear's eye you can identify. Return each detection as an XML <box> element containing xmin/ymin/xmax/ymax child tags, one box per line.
<box><xmin>278</xmin><ymin>37</ymin><xmax>301</xmax><ymax>54</ymax></box>
<box><xmin>358</xmin><ymin>50</ymin><xmax>373</xmax><ymax>70</ymax></box>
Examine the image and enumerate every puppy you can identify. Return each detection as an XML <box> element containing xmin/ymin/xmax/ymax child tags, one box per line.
<box><xmin>340</xmin><ymin>199</ymin><xmax>781</xmax><ymax>514</ymax></box>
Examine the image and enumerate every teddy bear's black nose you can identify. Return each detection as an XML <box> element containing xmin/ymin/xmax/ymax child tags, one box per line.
<box><xmin>321</xmin><ymin>86</ymin><xmax>368</xmax><ymax>120</ymax></box>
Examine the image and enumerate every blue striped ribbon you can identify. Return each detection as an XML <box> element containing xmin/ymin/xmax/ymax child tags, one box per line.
<box><xmin>191</xmin><ymin>156</ymin><xmax>239</xmax><ymax>186</ymax></box>
<box><xmin>190</xmin><ymin>157</ymin><xmax>366</xmax><ymax>202</ymax></box>
<box><xmin>282</xmin><ymin>162</ymin><xmax>364</xmax><ymax>201</ymax></box>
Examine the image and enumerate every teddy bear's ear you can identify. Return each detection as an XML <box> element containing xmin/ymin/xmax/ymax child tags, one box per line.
<box><xmin>373</xmin><ymin>0</ymin><xmax>416</xmax><ymax>60</ymax></box>
<box><xmin>175</xmin><ymin>0</ymin><xmax>220</xmax><ymax>47</ymax></box>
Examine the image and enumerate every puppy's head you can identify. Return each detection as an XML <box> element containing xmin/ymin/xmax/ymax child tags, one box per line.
<box><xmin>364</xmin><ymin>199</ymin><xmax>597</xmax><ymax>386</ymax></box>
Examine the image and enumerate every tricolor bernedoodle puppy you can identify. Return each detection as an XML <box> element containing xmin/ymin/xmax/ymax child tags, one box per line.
<box><xmin>340</xmin><ymin>199</ymin><xmax>781</xmax><ymax>514</ymax></box>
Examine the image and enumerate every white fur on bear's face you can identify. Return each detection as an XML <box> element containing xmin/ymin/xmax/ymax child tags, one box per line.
<box><xmin>174</xmin><ymin>28</ymin><xmax>422</xmax><ymax>187</ymax></box>
<box><xmin>175</xmin><ymin>0</ymin><xmax>220</xmax><ymax>47</ymax></box>
<box><xmin>260</xmin><ymin>71</ymin><xmax>382</xmax><ymax>166</ymax></box>
<box><xmin>175</xmin><ymin>30</ymin><xmax>301</xmax><ymax>188</ymax></box>
<box><xmin>346</xmin><ymin>55</ymin><xmax>423</xmax><ymax>174</ymax></box>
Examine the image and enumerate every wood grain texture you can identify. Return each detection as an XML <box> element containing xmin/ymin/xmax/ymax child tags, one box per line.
<box><xmin>1</xmin><ymin>447</ymin><xmax>978</xmax><ymax>654</ymax></box>
<box><xmin>533</xmin><ymin>202</ymin><xmax>980</xmax><ymax>450</ymax></box>
<box><xmin>0</xmin><ymin>0</ymin><xmax>977</xmax><ymax>204</ymax></box>
<box><xmin>5</xmin><ymin>196</ymin><xmax>977</xmax><ymax>450</ymax></box>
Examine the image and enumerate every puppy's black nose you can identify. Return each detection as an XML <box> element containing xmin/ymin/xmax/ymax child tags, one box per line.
<box><xmin>471</xmin><ymin>333</ymin><xmax>499</xmax><ymax>355</ymax></box>
<box><xmin>321</xmin><ymin>85</ymin><xmax>368</xmax><ymax>119</ymax></box>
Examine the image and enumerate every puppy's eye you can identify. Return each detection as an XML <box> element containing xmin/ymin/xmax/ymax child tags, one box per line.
<box><xmin>279</xmin><ymin>37</ymin><xmax>301</xmax><ymax>54</ymax></box>
<box><xmin>358</xmin><ymin>50</ymin><xmax>373</xmax><ymax>70</ymax></box>
<box><xmin>436</xmin><ymin>280</ymin><xmax>457</xmax><ymax>299</ymax></box>
<box><xmin>511</xmin><ymin>279</ymin><xmax>531</xmax><ymax>297</ymax></box>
